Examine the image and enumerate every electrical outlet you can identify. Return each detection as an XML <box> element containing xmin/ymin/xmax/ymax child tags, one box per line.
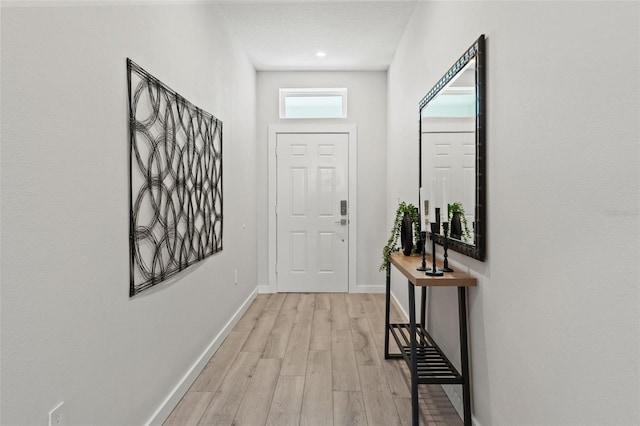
<box><xmin>234</xmin><ymin>269</ymin><xmax>238</xmax><ymax>285</ymax></box>
<box><xmin>49</xmin><ymin>401</ymin><xmax>66</xmax><ymax>426</ymax></box>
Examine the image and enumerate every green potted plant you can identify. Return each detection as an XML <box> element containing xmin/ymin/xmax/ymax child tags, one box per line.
<box><xmin>380</xmin><ymin>201</ymin><xmax>421</xmax><ymax>272</ymax></box>
<box><xmin>448</xmin><ymin>202</ymin><xmax>472</xmax><ymax>242</ymax></box>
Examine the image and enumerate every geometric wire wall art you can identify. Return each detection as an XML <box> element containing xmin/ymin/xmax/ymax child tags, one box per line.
<box><xmin>127</xmin><ymin>59</ymin><xmax>223</xmax><ymax>296</ymax></box>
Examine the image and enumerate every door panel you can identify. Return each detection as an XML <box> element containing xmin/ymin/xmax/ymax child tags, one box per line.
<box><xmin>424</xmin><ymin>131</ymin><xmax>474</xmax><ymax>224</ymax></box>
<box><xmin>318</xmin><ymin>167</ymin><xmax>335</xmax><ymax>216</ymax></box>
<box><xmin>290</xmin><ymin>168</ymin><xmax>308</xmax><ymax>216</ymax></box>
<box><xmin>276</xmin><ymin>132</ymin><xmax>349</xmax><ymax>292</ymax></box>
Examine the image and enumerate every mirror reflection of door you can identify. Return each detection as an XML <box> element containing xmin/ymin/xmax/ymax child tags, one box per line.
<box><xmin>276</xmin><ymin>132</ymin><xmax>349</xmax><ymax>292</ymax></box>
<box><xmin>422</xmin><ymin>117</ymin><xmax>475</xmax><ymax>244</ymax></box>
<box><xmin>421</xmin><ymin>60</ymin><xmax>477</xmax><ymax>244</ymax></box>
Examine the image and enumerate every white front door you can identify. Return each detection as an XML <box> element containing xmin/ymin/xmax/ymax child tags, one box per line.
<box><xmin>276</xmin><ymin>132</ymin><xmax>349</xmax><ymax>292</ymax></box>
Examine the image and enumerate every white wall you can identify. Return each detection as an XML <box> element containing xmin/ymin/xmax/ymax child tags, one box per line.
<box><xmin>387</xmin><ymin>1</ymin><xmax>639</xmax><ymax>425</ymax></box>
<box><xmin>1</xmin><ymin>3</ymin><xmax>257</xmax><ymax>425</ymax></box>
<box><xmin>256</xmin><ymin>71</ymin><xmax>388</xmax><ymax>292</ymax></box>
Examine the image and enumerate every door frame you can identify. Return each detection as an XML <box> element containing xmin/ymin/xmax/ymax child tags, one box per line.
<box><xmin>267</xmin><ymin>124</ymin><xmax>357</xmax><ymax>294</ymax></box>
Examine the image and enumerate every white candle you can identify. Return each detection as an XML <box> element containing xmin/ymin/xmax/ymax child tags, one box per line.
<box><xmin>429</xmin><ymin>178</ymin><xmax>435</xmax><ymax>222</ymax></box>
<box><xmin>442</xmin><ymin>177</ymin><xmax>448</xmax><ymax>222</ymax></box>
<box><xmin>423</xmin><ymin>199</ymin><xmax>429</xmax><ymax>228</ymax></box>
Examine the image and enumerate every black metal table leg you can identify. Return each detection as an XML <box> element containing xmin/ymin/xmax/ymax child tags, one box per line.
<box><xmin>420</xmin><ymin>286</ymin><xmax>427</xmax><ymax>345</ymax></box>
<box><xmin>384</xmin><ymin>264</ymin><xmax>391</xmax><ymax>359</ymax></box>
<box><xmin>458</xmin><ymin>287</ymin><xmax>471</xmax><ymax>426</ymax></box>
<box><xmin>408</xmin><ymin>280</ymin><xmax>419</xmax><ymax>426</ymax></box>
<box><xmin>420</xmin><ymin>287</ymin><xmax>426</xmax><ymax>327</ymax></box>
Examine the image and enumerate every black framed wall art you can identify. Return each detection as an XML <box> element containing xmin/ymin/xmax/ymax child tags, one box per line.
<box><xmin>127</xmin><ymin>59</ymin><xmax>223</xmax><ymax>296</ymax></box>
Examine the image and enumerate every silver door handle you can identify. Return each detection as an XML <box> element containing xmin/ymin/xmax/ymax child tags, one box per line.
<box><xmin>335</xmin><ymin>219</ymin><xmax>347</xmax><ymax>226</ymax></box>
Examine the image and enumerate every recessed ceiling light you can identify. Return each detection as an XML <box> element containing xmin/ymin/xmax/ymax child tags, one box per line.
<box><xmin>316</xmin><ymin>51</ymin><xmax>327</xmax><ymax>58</ymax></box>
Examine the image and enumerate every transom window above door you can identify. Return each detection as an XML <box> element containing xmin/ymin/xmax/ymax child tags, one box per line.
<box><xmin>279</xmin><ymin>88</ymin><xmax>347</xmax><ymax>119</ymax></box>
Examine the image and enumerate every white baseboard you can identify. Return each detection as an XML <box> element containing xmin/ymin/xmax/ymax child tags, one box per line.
<box><xmin>351</xmin><ymin>284</ymin><xmax>384</xmax><ymax>293</ymax></box>
<box><xmin>145</xmin><ymin>287</ymin><xmax>258</xmax><ymax>426</ymax></box>
<box><xmin>442</xmin><ymin>384</ymin><xmax>463</xmax><ymax>421</ymax></box>
<box><xmin>258</xmin><ymin>284</ymin><xmax>272</xmax><ymax>294</ymax></box>
<box><xmin>390</xmin><ymin>291</ymin><xmax>409</xmax><ymax>321</ymax></box>
<box><xmin>442</xmin><ymin>384</ymin><xmax>482</xmax><ymax>426</ymax></box>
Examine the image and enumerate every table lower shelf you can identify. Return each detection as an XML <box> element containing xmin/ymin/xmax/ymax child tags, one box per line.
<box><xmin>388</xmin><ymin>323</ymin><xmax>463</xmax><ymax>385</ymax></box>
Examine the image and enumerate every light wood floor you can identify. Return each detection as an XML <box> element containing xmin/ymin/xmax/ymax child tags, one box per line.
<box><xmin>164</xmin><ymin>293</ymin><xmax>463</xmax><ymax>426</ymax></box>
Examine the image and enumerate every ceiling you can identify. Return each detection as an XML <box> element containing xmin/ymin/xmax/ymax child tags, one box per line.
<box><xmin>216</xmin><ymin>0</ymin><xmax>418</xmax><ymax>71</ymax></box>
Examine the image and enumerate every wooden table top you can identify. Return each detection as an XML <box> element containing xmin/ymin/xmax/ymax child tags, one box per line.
<box><xmin>390</xmin><ymin>252</ymin><xmax>477</xmax><ymax>287</ymax></box>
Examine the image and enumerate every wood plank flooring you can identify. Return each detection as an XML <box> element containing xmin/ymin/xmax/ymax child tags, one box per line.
<box><xmin>164</xmin><ymin>293</ymin><xmax>463</xmax><ymax>426</ymax></box>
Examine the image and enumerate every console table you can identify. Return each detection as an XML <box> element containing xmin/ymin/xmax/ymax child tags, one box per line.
<box><xmin>384</xmin><ymin>252</ymin><xmax>477</xmax><ymax>426</ymax></box>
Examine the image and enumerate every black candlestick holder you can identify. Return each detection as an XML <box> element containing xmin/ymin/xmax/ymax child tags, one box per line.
<box><xmin>426</xmin><ymin>222</ymin><xmax>443</xmax><ymax>276</ymax></box>
<box><xmin>441</xmin><ymin>222</ymin><xmax>454</xmax><ymax>272</ymax></box>
<box><xmin>416</xmin><ymin>231</ymin><xmax>427</xmax><ymax>271</ymax></box>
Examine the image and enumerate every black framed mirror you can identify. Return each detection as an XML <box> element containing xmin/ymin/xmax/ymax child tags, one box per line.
<box><xmin>419</xmin><ymin>34</ymin><xmax>485</xmax><ymax>261</ymax></box>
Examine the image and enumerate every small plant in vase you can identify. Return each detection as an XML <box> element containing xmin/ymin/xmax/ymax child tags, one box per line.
<box><xmin>380</xmin><ymin>201</ymin><xmax>421</xmax><ymax>272</ymax></box>
<box><xmin>447</xmin><ymin>202</ymin><xmax>472</xmax><ymax>242</ymax></box>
